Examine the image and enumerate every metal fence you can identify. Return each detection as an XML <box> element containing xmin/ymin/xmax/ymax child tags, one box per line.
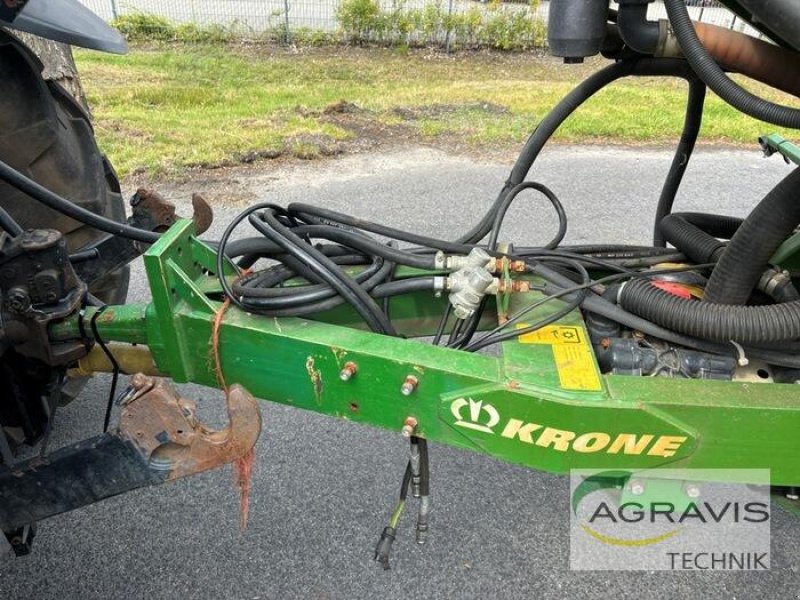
<box><xmin>78</xmin><ymin>0</ymin><xmax>762</xmax><ymax>42</ymax></box>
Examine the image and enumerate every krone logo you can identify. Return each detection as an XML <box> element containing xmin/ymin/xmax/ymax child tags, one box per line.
<box><xmin>450</xmin><ymin>398</ymin><xmax>500</xmax><ymax>434</ymax></box>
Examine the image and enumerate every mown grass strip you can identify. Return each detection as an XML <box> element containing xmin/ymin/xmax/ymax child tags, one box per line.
<box><xmin>75</xmin><ymin>44</ymin><xmax>796</xmax><ymax>177</ymax></box>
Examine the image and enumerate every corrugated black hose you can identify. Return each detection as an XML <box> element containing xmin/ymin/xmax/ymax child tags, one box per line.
<box><xmin>658</xmin><ymin>212</ymin><xmax>743</xmax><ymax>264</ymax></box>
<box><xmin>663</xmin><ymin>0</ymin><xmax>800</xmax><ymax>129</ymax></box>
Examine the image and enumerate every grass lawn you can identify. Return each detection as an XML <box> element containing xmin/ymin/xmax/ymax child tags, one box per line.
<box><xmin>75</xmin><ymin>43</ymin><xmax>797</xmax><ymax>177</ymax></box>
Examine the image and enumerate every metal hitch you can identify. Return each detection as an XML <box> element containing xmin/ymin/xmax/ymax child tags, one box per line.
<box><xmin>119</xmin><ymin>374</ymin><xmax>262</xmax><ymax>480</ymax></box>
<box><xmin>0</xmin><ymin>374</ymin><xmax>261</xmax><ymax>532</ymax></box>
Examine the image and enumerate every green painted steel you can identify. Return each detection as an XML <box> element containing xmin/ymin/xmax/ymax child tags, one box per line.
<box><xmin>759</xmin><ymin>135</ymin><xmax>800</xmax><ymax>273</ymax></box>
<box><xmin>50</xmin><ymin>220</ymin><xmax>800</xmax><ymax>485</ymax></box>
<box><xmin>761</xmin><ymin>134</ymin><xmax>800</xmax><ymax>166</ymax></box>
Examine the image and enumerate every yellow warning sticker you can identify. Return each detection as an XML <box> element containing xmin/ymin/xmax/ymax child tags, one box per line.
<box><xmin>517</xmin><ymin>324</ymin><xmax>602</xmax><ymax>392</ymax></box>
<box><xmin>518</xmin><ymin>324</ymin><xmax>583</xmax><ymax>345</ymax></box>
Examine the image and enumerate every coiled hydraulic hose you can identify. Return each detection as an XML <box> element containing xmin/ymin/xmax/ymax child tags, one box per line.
<box><xmin>664</xmin><ymin>0</ymin><xmax>800</xmax><ymax>129</ymax></box>
<box><xmin>619</xmin><ymin>168</ymin><xmax>800</xmax><ymax>340</ymax></box>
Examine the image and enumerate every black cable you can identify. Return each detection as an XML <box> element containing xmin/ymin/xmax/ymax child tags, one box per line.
<box><xmin>459</xmin><ymin>60</ymin><xmax>637</xmax><ymax>245</ymax></box>
<box><xmin>488</xmin><ymin>181</ymin><xmax>567</xmax><ymax>251</ymax></box>
<box><xmin>466</xmin><ymin>294</ymin><xmax>584</xmax><ymax>352</ymax></box>
<box><xmin>447</xmin><ymin>297</ymin><xmax>489</xmax><ymax>349</ymax></box>
<box><xmin>399</xmin><ymin>460</ymin><xmax>412</xmax><ymax>502</ymax></box>
<box><xmin>663</xmin><ymin>0</ymin><xmax>800</xmax><ymax>129</ymax></box>
<box><xmin>89</xmin><ymin>305</ymin><xmax>122</xmax><ymax>432</ymax></box>
<box><xmin>0</xmin><ymin>158</ymin><xmax>160</xmax><ymax>243</ymax></box>
<box><xmin>432</xmin><ymin>304</ymin><xmax>452</xmax><ymax>346</ymax></box>
<box><xmin>216</xmin><ymin>202</ymin><xmax>288</xmax><ymax>311</ymax></box>
<box><xmin>465</xmin><ymin>258</ymin><xmax>591</xmax><ymax>351</ymax></box>
<box><xmin>249</xmin><ymin>209</ymin><xmax>396</xmax><ymax>335</ymax></box>
<box><xmin>446</xmin><ymin>318</ymin><xmax>466</xmax><ymax>348</ymax></box>
<box><xmin>0</xmin><ymin>206</ymin><xmax>23</xmax><ymax>237</ymax></box>
<box><xmin>653</xmin><ymin>78</ymin><xmax>706</xmax><ymax>246</ymax></box>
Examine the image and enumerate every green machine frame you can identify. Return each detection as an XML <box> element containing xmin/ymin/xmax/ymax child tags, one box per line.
<box><xmin>50</xmin><ymin>220</ymin><xmax>800</xmax><ymax>485</ymax></box>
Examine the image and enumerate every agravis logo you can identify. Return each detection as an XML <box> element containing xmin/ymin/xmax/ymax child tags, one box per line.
<box><xmin>571</xmin><ymin>471</ymin><xmax>681</xmax><ymax>547</ymax></box>
<box><xmin>569</xmin><ymin>469</ymin><xmax>772</xmax><ymax>571</ymax></box>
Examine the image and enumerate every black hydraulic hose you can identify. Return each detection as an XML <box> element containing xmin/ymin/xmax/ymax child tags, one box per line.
<box><xmin>289</xmin><ymin>203</ymin><xmax>472</xmax><ymax>255</ymax></box>
<box><xmin>0</xmin><ymin>158</ymin><xmax>160</xmax><ymax>244</ymax></box>
<box><xmin>532</xmin><ymin>263</ymin><xmax>800</xmax><ymax>368</ymax></box>
<box><xmin>290</xmin><ymin>224</ymin><xmax>436</xmax><ymax>269</ymax></box>
<box><xmin>653</xmin><ymin>79</ymin><xmax>706</xmax><ymax>246</ymax></box>
<box><xmin>234</xmin><ymin>259</ymin><xmax>384</xmax><ymax>309</ymax></box>
<box><xmin>616</xmin><ymin>2</ymin><xmax>660</xmax><ymax>55</ymax></box>
<box><xmin>461</xmin><ymin>58</ymin><xmax>696</xmax><ymax>246</ymax></box>
<box><xmin>242</xmin><ymin>262</ymin><xmax>393</xmax><ymax>317</ymax></box>
<box><xmin>219</xmin><ymin>237</ymin><xmax>283</xmax><ymax>259</ymax></box>
<box><xmin>705</xmin><ymin>167</ymin><xmax>800</xmax><ymax>305</ymax></box>
<box><xmin>242</xmin><ymin>275</ymin><xmax>435</xmax><ymax>318</ymax></box>
<box><xmin>234</xmin><ymin>255</ymin><xmax>373</xmax><ymax>296</ymax></box>
<box><xmin>663</xmin><ymin>0</ymin><xmax>800</xmax><ymax>129</ymax></box>
<box><xmin>372</xmin><ymin>277</ymin><xmax>437</xmax><ymax>299</ymax></box>
<box><xmin>619</xmin><ymin>278</ymin><xmax>800</xmax><ymax>344</ymax></box>
<box><xmin>248</xmin><ymin>209</ymin><xmax>396</xmax><ymax>335</ymax></box>
<box><xmin>460</xmin><ymin>60</ymin><xmax>635</xmax><ymax>245</ymax></box>
<box><xmin>658</xmin><ymin>212</ymin><xmax>743</xmax><ymax>264</ymax></box>
<box><xmin>487</xmin><ymin>181</ymin><xmax>567</xmax><ymax>250</ymax></box>
<box><xmin>0</xmin><ymin>206</ymin><xmax>23</xmax><ymax>237</ymax></box>
<box><xmin>556</xmin><ymin>244</ymin><xmax>682</xmax><ymax>257</ymax></box>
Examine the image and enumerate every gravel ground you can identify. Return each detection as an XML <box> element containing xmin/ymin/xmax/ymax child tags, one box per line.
<box><xmin>1</xmin><ymin>145</ymin><xmax>799</xmax><ymax>598</ymax></box>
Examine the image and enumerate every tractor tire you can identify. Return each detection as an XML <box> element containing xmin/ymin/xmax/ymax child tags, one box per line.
<box><xmin>0</xmin><ymin>29</ymin><xmax>129</xmax><ymax>448</ymax></box>
<box><xmin>0</xmin><ymin>29</ymin><xmax>129</xmax><ymax>304</ymax></box>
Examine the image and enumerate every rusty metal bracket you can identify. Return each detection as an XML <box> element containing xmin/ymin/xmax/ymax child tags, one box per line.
<box><xmin>0</xmin><ymin>373</ymin><xmax>261</xmax><ymax>532</ymax></box>
<box><xmin>119</xmin><ymin>374</ymin><xmax>261</xmax><ymax>480</ymax></box>
<box><xmin>129</xmin><ymin>188</ymin><xmax>213</xmax><ymax>238</ymax></box>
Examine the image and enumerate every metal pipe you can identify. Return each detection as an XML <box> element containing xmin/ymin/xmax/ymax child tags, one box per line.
<box><xmin>71</xmin><ymin>343</ymin><xmax>161</xmax><ymax>377</ymax></box>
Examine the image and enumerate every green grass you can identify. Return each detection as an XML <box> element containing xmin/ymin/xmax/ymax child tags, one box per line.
<box><xmin>75</xmin><ymin>44</ymin><xmax>796</xmax><ymax>177</ymax></box>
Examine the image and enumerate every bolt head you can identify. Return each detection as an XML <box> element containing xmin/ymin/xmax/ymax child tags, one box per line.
<box><xmin>401</xmin><ymin>416</ymin><xmax>418</xmax><ymax>437</ymax></box>
<box><xmin>339</xmin><ymin>362</ymin><xmax>358</xmax><ymax>381</ymax></box>
<box><xmin>629</xmin><ymin>480</ymin><xmax>645</xmax><ymax>496</ymax></box>
<box><xmin>6</xmin><ymin>287</ymin><xmax>30</xmax><ymax>313</ymax></box>
<box><xmin>684</xmin><ymin>484</ymin><xmax>701</xmax><ymax>499</ymax></box>
<box><xmin>400</xmin><ymin>375</ymin><xmax>418</xmax><ymax>396</ymax></box>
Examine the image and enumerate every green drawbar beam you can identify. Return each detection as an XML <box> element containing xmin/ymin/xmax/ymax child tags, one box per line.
<box><xmin>50</xmin><ymin>220</ymin><xmax>800</xmax><ymax>484</ymax></box>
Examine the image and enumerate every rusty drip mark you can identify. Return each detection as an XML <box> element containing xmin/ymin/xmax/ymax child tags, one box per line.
<box><xmin>305</xmin><ymin>356</ymin><xmax>324</xmax><ymax>405</ymax></box>
<box><xmin>331</xmin><ymin>346</ymin><xmax>345</xmax><ymax>364</ymax></box>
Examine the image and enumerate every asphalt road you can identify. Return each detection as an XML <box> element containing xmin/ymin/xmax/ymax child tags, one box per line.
<box><xmin>2</xmin><ymin>146</ymin><xmax>799</xmax><ymax>599</ymax></box>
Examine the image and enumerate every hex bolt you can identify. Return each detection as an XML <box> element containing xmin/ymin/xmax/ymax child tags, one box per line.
<box><xmin>6</xmin><ymin>287</ymin><xmax>30</xmax><ymax>314</ymax></box>
<box><xmin>339</xmin><ymin>361</ymin><xmax>358</xmax><ymax>381</ymax></box>
<box><xmin>786</xmin><ymin>487</ymin><xmax>799</xmax><ymax>501</ymax></box>
<box><xmin>629</xmin><ymin>479</ymin><xmax>646</xmax><ymax>496</ymax></box>
<box><xmin>400</xmin><ymin>375</ymin><xmax>419</xmax><ymax>396</ymax></box>
<box><xmin>401</xmin><ymin>416</ymin><xmax>418</xmax><ymax>438</ymax></box>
